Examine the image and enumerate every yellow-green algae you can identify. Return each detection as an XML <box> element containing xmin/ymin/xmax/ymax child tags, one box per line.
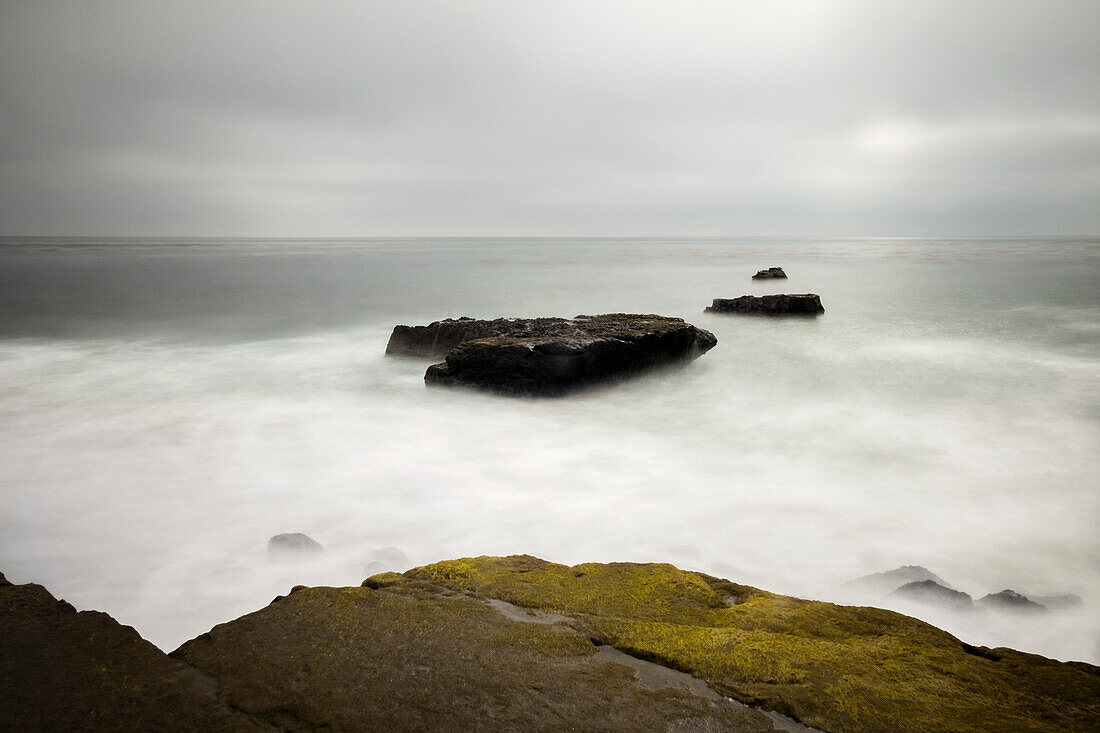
<box><xmin>401</xmin><ymin>555</ymin><xmax>1100</xmax><ymax>733</ymax></box>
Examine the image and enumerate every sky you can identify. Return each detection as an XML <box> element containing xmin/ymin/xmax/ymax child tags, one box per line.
<box><xmin>1</xmin><ymin>0</ymin><xmax>1098</xmax><ymax>237</ymax></box>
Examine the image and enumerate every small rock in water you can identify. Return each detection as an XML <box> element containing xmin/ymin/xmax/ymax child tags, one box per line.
<box><xmin>979</xmin><ymin>589</ymin><xmax>1047</xmax><ymax>613</ymax></box>
<box><xmin>892</xmin><ymin>580</ymin><xmax>973</xmax><ymax>610</ymax></box>
<box><xmin>752</xmin><ymin>266</ymin><xmax>787</xmax><ymax>279</ymax></box>
<box><xmin>364</xmin><ymin>547</ymin><xmax>412</xmax><ymax>577</ymax></box>
<box><xmin>705</xmin><ymin>294</ymin><xmax>824</xmax><ymax>315</ymax></box>
<box><xmin>268</xmin><ymin>533</ymin><xmax>324</xmax><ymax>559</ymax></box>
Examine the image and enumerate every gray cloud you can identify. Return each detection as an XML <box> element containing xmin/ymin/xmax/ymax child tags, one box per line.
<box><xmin>1</xmin><ymin>0</ymin><xmax>1098</xmax><ymax>236</ymax></box>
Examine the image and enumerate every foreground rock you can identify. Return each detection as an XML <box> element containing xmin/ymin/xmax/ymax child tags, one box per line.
<box><xmin>752</xmin><ymin>267</ymin><xmax>788</xmax><ymax>279</ymax></box>
<box><xmin>706</xmin><ymin>294</ymin><xmax>824</xmax><ymax>315</ymax></box>
<box><xmin>0</xmin><ymin>573</ymin><xmax>261</xmax><ymax>731</ymax></box>
<box><xmin>6</xmin><ymin>559</ymin><xmax>1098</xmax><ymax>732</ymax></box>
<box><xmin>389</xmin><ymin>314</ymin><xmax>717</xmax><ymax>396</ymax></box>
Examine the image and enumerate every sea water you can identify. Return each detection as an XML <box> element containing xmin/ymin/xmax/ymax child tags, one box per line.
<box><xmin>0</xmin><ymin>237</ymin><xmax>1097</xmax><ymax>661</ymax></box>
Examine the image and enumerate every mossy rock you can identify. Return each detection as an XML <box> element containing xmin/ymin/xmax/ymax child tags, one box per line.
<box><xmin>174</xmin><ymin>577</ymin><xmax>779</xmax><ymax>731</ymax></box>
<box><xmin>407</xmin><ymin>555</ymin><xmax>1100</xmax><ymax>733</ymax></box>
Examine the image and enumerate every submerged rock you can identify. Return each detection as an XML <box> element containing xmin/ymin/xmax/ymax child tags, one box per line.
<box><xmin>391</xmin><ymin>314</ymin><xmax>717</xmax><ymax>396</ymax></box>
<box><xmin>0</xmin><ymin>573</ymin><xmax>259</xmax><ymax>731</ymax></box>
<box><xmin>267</xmin><ymin>533</ymin><xmax>323</xmax><ymax>558</ymax></box>
<box><xmin>979</xmin><ymin>589</ymin><xmax>1048</xmax><ymax>613</ymax></box>
<box><xmin>892</xmin><ymin>579</ymin><xmax>974</xmax><ymax>610</ymax></box>
<box><xmin>752</xmin><ymin>267</ymin><xmax>788</xmax><ymax>279</ymax></box>
<box><xmin>844</xmin><ymin>565</ymin><xmax>952</xmax><ymax>597</ymax></box>
<box><xmin>706</xmin><ymin>294</ymin><xmax>824</xmax><ymax>315</ymax></box>
<box><xmin>1032</xmin><ymin>593</ymin><xmax>1084</xmax><ymax>610</ymax></box>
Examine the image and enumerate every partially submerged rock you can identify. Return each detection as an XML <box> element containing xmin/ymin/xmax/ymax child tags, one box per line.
<box><xmin>390</xmin><ymin>314</ymin><xmax>717</xmax><ymax>396</ymax></box>
<box><xmin>752</xmin><ymin>267</ymin><xmax>788</xmax><ymax>279</ymax></box>
<box><xmin>267</xmin><ymin>532</ymin><xmax>323</xmax><ymax>558</ymax></box>
<box><xmin>706</xmin><ymin>294</ymin><xmax>824</xmax><ymax>316</ymax></box>
<box><xmin>0</xmin><ymin>573</ymin><xmax>260</xmax><ymax>731</ymax></box>
<box><xmin>979</xmin><ymin>589</ymin><xmax>1047</xmax><ymax>613</ymax></box>
<box><xmin>844</xmin><ymin>565</ymin><xmax>952</xmax><ymax>597</ymax></box>
<box><xmin>892</xmin><ymin>579</ymin><xmax>974</xmax><ymax>610</ymax></box>
<box><xmin>1033</xmin><ymin>593</ymin><xmax>1084</xmax><ymax>610</ymax></box>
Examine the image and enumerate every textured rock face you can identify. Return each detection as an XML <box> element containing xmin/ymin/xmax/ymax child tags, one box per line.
<box><xmin>175</xmin><ymin>577</ymin><xmax>781</xmax><ymax>732</ymax></box>
<box><xmin>752</xmin><ymin>267</ymin><xmax>787</xmax><ymax>279</ymax></box>
<box><xmin>892</xmin><ymin>579</ymin><xmax>974</xmax><ymax>610</ymax></box>
<box><xmin>390</xmin><ymin>314</ymin><xmax>717</xmax><ymax>396</ymax></box>
<box><xmin>706</xmin><ymin>294</ymin><xmax>824</xmax><ymax>315</ymax></box>
<box><xmin>0</xmin><ymin>574</ymin><xmax>260</xmax><ymax>732</ymax></box>
<box><xmin>406</xmin><ymin>556</ymin><xmax>1100</xmax><ymax>733</ymax></box>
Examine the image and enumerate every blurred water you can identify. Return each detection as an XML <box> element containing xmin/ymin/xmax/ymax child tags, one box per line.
<box><xmin>0</xmin><ymin>237</ymin><xmax>1097</xmax><ymax>660</ymax></box>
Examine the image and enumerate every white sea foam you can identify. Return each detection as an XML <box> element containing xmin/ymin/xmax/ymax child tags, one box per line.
<box><xmin>0</xmin><ymin>238</ymin><xmax>1097</xmax><ymax>662</ymax></box>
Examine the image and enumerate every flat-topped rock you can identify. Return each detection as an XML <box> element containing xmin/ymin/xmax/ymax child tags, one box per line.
<box><xmin>390</xmin><ymin>314</ymin><xmax>717</xmax><ymax>396</ymax></box>
<box><xmin>752</xmin><ymin>267</ymin><xmax>787</xmax><ymax>279</ymax></box>
<box><xmin>706</xmin><ymin>294</ymin><xmax>824</xmax><ymax>315</ymax></box>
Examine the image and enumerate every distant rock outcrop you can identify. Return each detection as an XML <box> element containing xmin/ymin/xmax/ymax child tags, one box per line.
<box><xmin>892</xmin><ymin>580</ymin><xmax>974</xmax><ymax>610</ymax></box>
<box><xmin>389</xmin><ymin>314</ymin><xmax>717</xmax><ymax>396</ymax></box>
<box><xmin>752</xmin><ymin>267</ymin><xmax>787</xmax><ymax>279</ymax></box>
<box><xmin>1032</xmin><ymin>593</ymin><xmax>1083</xmax><ymax>610</ymax></box>
<box><xmin>706</xmin><ymin>294</ymin><xmax>824</xmax><ymax>315</ymax></box>
<box><xmin>979</xmin><ymin>589</ymin><xmax>1048</xmax><ymax>613</ymax></box>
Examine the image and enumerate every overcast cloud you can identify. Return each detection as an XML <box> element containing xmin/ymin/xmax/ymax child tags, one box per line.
<box><xmin>1</xmin><ymin>0</ymin><xmax>1098</xmax><ymax>236</ymax></box>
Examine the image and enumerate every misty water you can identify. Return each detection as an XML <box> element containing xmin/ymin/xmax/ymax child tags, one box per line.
<box><xmin>0</xmin><ymin>237</ymin><xmax>1097</xmax><ymax>662</ymax></box>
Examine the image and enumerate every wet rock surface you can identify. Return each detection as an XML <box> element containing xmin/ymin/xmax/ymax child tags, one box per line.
<box><xmin>174</xmin><ymin>574</ymin><xmax>781</xmax><ymax>732</ymax></box>
<box><xmin>0</xmin><ymin>574</ymin><xmax>262</xmax><ymax>732</ymax></box>
<box><xmin>752</xmin><ymin>267</ymin><xmax>788</xmax><ymax>279</ymax></box>
<box><xmin>706</xmin><ymin>294</ymin><xmax>824</xmax><ymax>315</ymax></box>
<box><xmin>390</xmin><ymin>314</ymin><xmax>717</xmax><ymax>396</ymax></box>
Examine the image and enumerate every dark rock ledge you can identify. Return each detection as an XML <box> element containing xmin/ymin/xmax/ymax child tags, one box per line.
<box><xmin>387</xmin><ymin>314</ymin><xmax>717</xmax><ymax>396</ymax></box>
<box><xmin>4</xmin><ymin>558</ymin><xmax>1099</xmax><ymax>732</ymax></box>
<box><xmin>706</xmin><ymin>294</ymin><xmax>824</xmax><ymax>316</ymax></box>
<box><xmin>752</xmin><ymin>267</ymin><xmax>788</xmax><ymax>279</ymax></box>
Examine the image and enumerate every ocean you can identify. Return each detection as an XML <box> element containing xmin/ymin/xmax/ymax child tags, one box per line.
<box><xmin>0</xmin><ymin>236</ymin><xmax>1097</xmax><ymax>662</ymax></box>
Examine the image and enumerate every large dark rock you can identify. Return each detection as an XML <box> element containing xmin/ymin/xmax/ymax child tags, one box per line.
<box><xmin>752</xmin><ymin>267</ymin><xmax>787</xmax><ymax>279</ymax></box>
<box><xmin>706</xmin><ymin>294</ymin><xmax>824</xmax><ymax>315</ymax></box>
<box><xmin>892</xmin><ymin>580</ymin><xmax>974</xmax><ymax>610</ymax></box>
<box><xmin>979</xmin><ymin>589</ymin><xmax>1047</xmax><ymax>613</ymax></box>
<box><xmin>0</xmin><ymin>573</ymin><xmax>261</xmax><ymax>731</ymax></box>
<box><xmin>390</xmin><ymin>314</ymin><xmax>716</xmax><ymax>396</ymax></box>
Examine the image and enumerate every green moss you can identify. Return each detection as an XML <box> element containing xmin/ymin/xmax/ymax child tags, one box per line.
<box><xmin>405</xmin><ymin>555</ymin><xmax>1100</xmax><ymax>733</ymax></box>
